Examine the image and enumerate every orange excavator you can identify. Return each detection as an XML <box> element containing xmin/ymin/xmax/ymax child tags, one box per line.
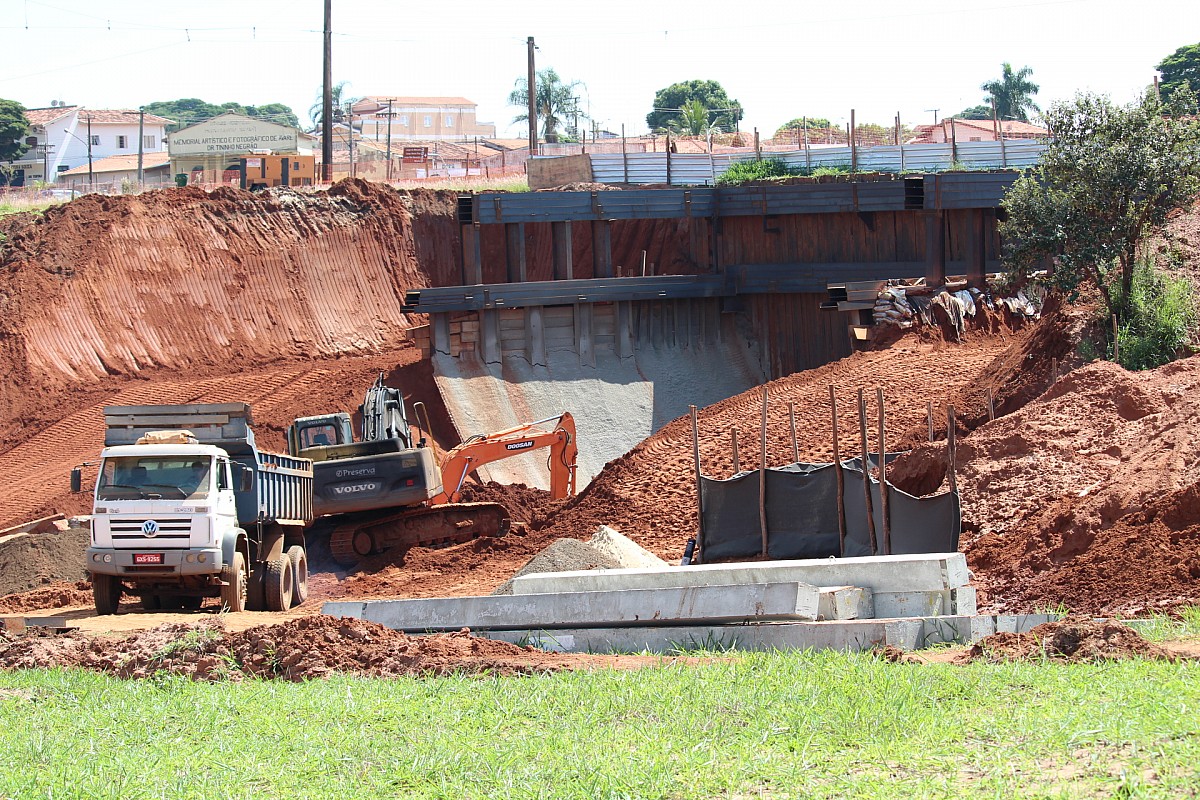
<box><xmin>287</xmin><ymin>375</ymin><xmax>576</xmax><ymax>566</ymax></box>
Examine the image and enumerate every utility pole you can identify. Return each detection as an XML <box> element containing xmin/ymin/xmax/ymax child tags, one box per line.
<box><xmin>85</xmin><ymin>114</ymin><xmax>93</xmax><ymax>189</ymax></box>
<box><xmin>385</xmin><ymin>98</ymin><xmax>395</xmax><ymax>182</ymax></box>
<box><xmin>526</xmin><ymin>36</ymin><xmax>537</xmax><ymax>157</ymax></box>
<box><xmin>137</xmin><ymin>107</ymin><xmax>145</xmax><ymax>186</ymax></box>
<box><xmin>346</xmin><ymin>100</ymin><xmax>355</xmax><ymax>178</ymax></box>
<box><xmin>321</xmin><ymin>0</ymin><xmax>333</xmax><ymax>182</ymax></box>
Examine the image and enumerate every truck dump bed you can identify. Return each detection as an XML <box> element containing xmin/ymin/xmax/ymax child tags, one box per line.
<box><xmin>103</xmin><ymin>403</ymin><xmax>313</xmax><ymax>527</ymax></box>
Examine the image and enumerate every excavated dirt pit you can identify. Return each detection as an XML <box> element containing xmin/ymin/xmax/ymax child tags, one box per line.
<box><xmin>4</xmin><ymin>182</ymin><xmax>1200</xmax><ymax>656</ymax></box>
<box><xmin>956</xmin><ymin>617</ymin><xmax>1180</xmax><ymax>663</ymax></box>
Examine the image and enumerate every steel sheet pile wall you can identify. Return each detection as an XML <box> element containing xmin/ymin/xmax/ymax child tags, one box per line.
<box><xmin>700</xmin><ymin>456</ymin><xmax>960</xmax><ymax>561</ymax></box>
<box><xmin>586</xmin><ymin>140</ymin><xmax>1044</xmax><ymax>185</ymax></box>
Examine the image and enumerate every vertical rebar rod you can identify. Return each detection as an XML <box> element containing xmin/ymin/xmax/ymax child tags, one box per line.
<box><xmin>788</xmin><ymin>402</ymin><xmax>798</xmax><ymax>463</ymax></box>
<box><xmin>759</xmin><ymin>388</ymin><xmax>769</xmax><ymax>559</ymax></box>
<box><xmin>690</xmin><ymin>405</ymin><xmax>704</xmax><ymax>564</ymax></box>
<box><xmin>947</xmin><ymin>405</ymin><xmax>959</xmax><ymax>495</ymax></box>
<box><xmin>830</xmin><ymin>386</ymin><xmax>847</xmax><ymax>555</ymax></box>
<box><xmin>877</xmin><ymin>388</ymin><xmax>891</xmax><ymax>555</ymax></box>
<box><xmin>730</xmin><ymin>427</ymin><xmax>740</xmax><ymax>473</ymax></box>
<box><xmin>927</xmin><ymin>400</ymin><xmax>934</xmax><ymax>442</ymax></box>
<box><xmin>858</xmin><ymin>388</ymin><xmax>878</xmax><ymax>555</ymax></box>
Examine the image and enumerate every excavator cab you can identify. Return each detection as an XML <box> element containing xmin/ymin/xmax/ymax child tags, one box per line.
<box><xmin>287</xmin><ymin>413</ymin><xmax>355</xmax><ymax>462</ymax></box>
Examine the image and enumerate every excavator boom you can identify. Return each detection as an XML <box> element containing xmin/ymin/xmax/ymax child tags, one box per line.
<box><xmin>434</xmin><ymin>412</ymin><xmax>578</xmax><ymax>505</ymax></box>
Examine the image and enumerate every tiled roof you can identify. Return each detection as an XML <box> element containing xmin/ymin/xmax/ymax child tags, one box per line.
<box><xmin>953</xmin><ymin>117</ymin><xmax>1047</xmax><ymax>136</ymax></box>
<box><xmin>356</xmin><ymin>96</ymin><xmax>477</xmax><ymax>108</ymax></box>
<box><xmin>78</xmin><ymin>109</ymin><xmax>174</xmax><ymax>125</ymax></box>
<box><xmin>24</xmin><ymin>106</ymin><xmax>174</xmax><ymax>127</ymax></box>
<box><xmin>24</xmin><ymin>106</ymin><xmax>79</xmax><ymax>126</ymax></box>
<box><xmin>59</xmin><ymin>152</ymin><xmax>171</xmax><ymax>176</ymax></box>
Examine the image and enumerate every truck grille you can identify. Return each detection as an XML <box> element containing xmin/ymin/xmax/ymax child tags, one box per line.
<box><xmin>109</xmin><ymin>517</ymin><xmax>193</xmax><ymax>548</ymax></box>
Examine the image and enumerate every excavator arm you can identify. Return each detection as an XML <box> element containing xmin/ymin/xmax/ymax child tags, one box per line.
<box><xmin>433</xmin><ymin>412</ymin><xmax>578</xmax><ymax>505</ymax></box>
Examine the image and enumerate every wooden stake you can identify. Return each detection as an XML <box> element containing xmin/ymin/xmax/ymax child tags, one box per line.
<box><xmin>830</xmin><ymin>386</ymin><xmax>846</xmax><ymax>555</ymax></box>
<box><xmin>877</xmin><ymin>388</ymin><xmax>891</xmax><ymax>555</ymax></box>
<box><xmin>788</xmin><ymin>402</ymin><xmax>798</xmax><ymax>463</ymax></box>
<box><xmin>946</xmin><ymin>405</ymin><xmax>958</xmax><ymax>495</ymax></box>
<box><xmin>986</xmin><ymin>387</ymin><xmax>995</xmax><ymax>421</ymax></box>
<box><xmin>927</xmin><ymin>400</ymin><xmax>934</xmax><ymax>442</ymax></box>
<box><xmin>1113</xmin><ymin>314</ymin><xmax>1120</xmax><ymax>363</ymax></box>
<box><xmin>730</xmin><ymin>427</ymin><xmax>740</xmax><ymax>473</ymax></box>
<box><xmin>759</xmin><ymin>388</ymin><xmax>769</xmax><ymax>558</ymax></box>
<box><xmin>690</xmin><ymin>405</ymin><xmax>704</xmax><ymax>563</ymax></box>
<box><xmin>858</xmin><ymin>388</ymin><xmax>878</xmax><ymax>554</ymax></box>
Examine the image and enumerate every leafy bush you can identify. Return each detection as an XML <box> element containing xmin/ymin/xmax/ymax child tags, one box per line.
<box><xmin>1112</xmin><ymin>261</ymin><xmax>1198</xmax><ymax>370</ymax></box>
<box><xmin>716</xmin><ymin>158</ymin><xmax>803</xmax><ymax>185</ymax></box>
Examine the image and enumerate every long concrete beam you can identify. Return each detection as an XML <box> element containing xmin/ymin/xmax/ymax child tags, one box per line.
<box><xmin>323</xmin><ymin>582</ymin><xmax>822</xmax><ymax>632</ymax></box>
<box><xmin>509</xmin><ymin>553</ymin><xmax>970</xmax><ymax>596</ymax></box>
<box><xmin>481</xmin><ymin>614</ymin><xmax>1058</xmax><ymax>654</ymax></box>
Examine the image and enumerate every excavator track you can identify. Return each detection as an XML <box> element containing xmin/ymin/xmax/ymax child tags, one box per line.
<box><xmin>327</xmin><ymin>502</ymin><xmax>511</xmax><ymax>567</ymax></box>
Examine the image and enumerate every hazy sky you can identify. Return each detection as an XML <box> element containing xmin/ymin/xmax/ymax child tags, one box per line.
<box><xmin>2</xmin><ymin>0</ymin><xmax>1195</xmax><ymax>137</ymax></box>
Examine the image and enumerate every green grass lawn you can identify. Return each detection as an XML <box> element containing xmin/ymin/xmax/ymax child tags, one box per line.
<box><xmin>1</xmin><ymin>648</ymin><xmax>1197</xmax><ymax>799</ymax></box>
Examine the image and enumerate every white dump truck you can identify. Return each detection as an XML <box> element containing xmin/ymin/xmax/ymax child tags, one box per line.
<box><xmin>74</xmin><ymin>403</ymin><xmax>314</xmax><ymax>615</ymax></box>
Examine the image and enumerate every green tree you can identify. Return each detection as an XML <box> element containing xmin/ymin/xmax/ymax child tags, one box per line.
<box><xmin>0</xmin><ymin>99</ymin><xmax>31</xmax><ymax>163</ymax></box>
<box><xmin>1000</xmin><ymin>87</ymin><xmax>1200</xmax><ymax>319</ymax></box>
<box><xmin>1157</xmin><ymin>42</ymin><xmax>1200</xmax><ymax>98</ymax></box>
<box><xmin>981</xmin><ymin>63</ymin><xmax>1040</xmax><ymax>122</ymax></box>
<box><xmin>144</xmin><ymin>98</ymin><xmax>300</xmax><ymax>132</ymax></box>
<box><xmin>774</xmin><ymin>117</ymin><xmax>832</xmax><ymax>138</ymax></box>
<box><xmin>646</xmin><ymin>80</ymin><xmax>743</xmax><ymax>133</ymax></box>
<box><xmin>957</xmin><ymin>104</ymin><xmax>993</xmax><ymax>120</ymax></box>
<box><xmin>509</xmin><ymin>68</ymin><xmax>586</xmax><ymax>143</ymax></box>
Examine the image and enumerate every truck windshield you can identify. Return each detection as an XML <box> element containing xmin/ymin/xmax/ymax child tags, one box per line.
<box><xmin>97</xmin><ymin>456</ymin><xmax>212</xmax><ymax>501</ymax></box>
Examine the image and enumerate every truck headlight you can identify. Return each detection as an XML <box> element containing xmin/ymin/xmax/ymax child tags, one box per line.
<box><xmin>103</xmin><ymin>554</ymin><xmax>112</xmax><ymax>563</ymax></box>
<box><xmin>91</xmin><ymin>553</ymin><xmax>100</xmax><ymax>562</ymax></box>
<box><xmin>185</xmin><ymin>554</ymin><xmax>195</xmax><ymax>563</ymax></box>
<box><xmin>198</xmin><ymin>553</ymin><xmax>208</xmax><ymax>563</ymax></box>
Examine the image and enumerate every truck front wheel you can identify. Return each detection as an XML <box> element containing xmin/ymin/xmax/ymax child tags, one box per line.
<box><xmin>93</xmin><ymin>573</ymin><xmax>122</xmax><ymax>615</ymax></box>
<box><xmin>286</xmin><ymin>545</ymin><xmax>308</xmax><ymax>607</ymax></box>
<box><xmin>220</xmin><ymin>552</ymin><xmax>248</xmax><ymax>613</ymax></box>
<box><xmin>265</xmin><ymin>554</ymin><xmax>293</xmax><ymax>612</ymax></box>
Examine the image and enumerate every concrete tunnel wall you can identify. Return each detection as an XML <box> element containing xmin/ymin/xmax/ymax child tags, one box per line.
<box><xmin>428</xmin><ymin>299</ymin><xmax>766</xmax><ymax>490</ymax></box>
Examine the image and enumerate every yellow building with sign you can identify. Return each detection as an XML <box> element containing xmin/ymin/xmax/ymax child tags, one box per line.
<box><xmin>168</xmin><ymin>113</ymin><xmax>315</xmax><ymax>184</ymax></box>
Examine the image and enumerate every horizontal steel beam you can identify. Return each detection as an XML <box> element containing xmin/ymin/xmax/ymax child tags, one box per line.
<box><xmin>470</xmin><ymin>175</ymin><xmax>1015</xmax><ymax>224</ymax></box>
<box><xmin>402</xmin><ymin>260</ymin><xmax>1006</xmax><ymax>313</ymax></box>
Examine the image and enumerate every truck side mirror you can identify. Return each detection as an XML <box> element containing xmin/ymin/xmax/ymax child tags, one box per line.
<box><xmin>239</xmin><ymin>470</ymin><xmax>253</xmax><ymax>492</ymax></box>
<box><xmin>70</xmin><ymin>467</ymin><xmax>82</xmax><ymax>493</ymax></box>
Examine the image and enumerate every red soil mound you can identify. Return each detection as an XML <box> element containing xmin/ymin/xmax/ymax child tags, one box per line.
<box><xmin>954</xmin><ymin>356</ymin><xmax>1200</xmax><ymax>614</ymax></box>
<box><xmin>956</xmin><ymin>617</ymin><xmax>1175</xmax><ymax>663</ymax></box>
<box><xmin>0</xmin><ymin>616</ymin><xmax>667</xmax><ymax>680</ymax></box>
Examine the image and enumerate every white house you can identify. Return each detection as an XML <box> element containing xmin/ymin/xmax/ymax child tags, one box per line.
<box><xmin>6</xmin><ymin>105</ymin><xmax>171</xmax><ymax>186</ymax></box>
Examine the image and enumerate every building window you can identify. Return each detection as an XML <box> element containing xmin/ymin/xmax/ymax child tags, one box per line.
<box><xmin>445</xmin><ymin>115</ymin><xmax>453</xmax><ymax>127</ymax></box>
<box><xmin>143</xmin><ymin>135</ymin><xmax>156</xmax><ymax>149</ymax></box>
<box><xmin>399</xmin><ymin>115</ymin><xmax>408</xmax><ymax>125</ymax></box>
<box><xmin>423</xmin><ymin>115</ymin><xmax>432</xmax><ymax>128</ymax></box>
<box><xmin>117</xmin><ymin>135</ymin><xmax>128</xmax><ymax>149</ymax></box>
<box><xmin>90</xmin><ymin>135</ymin><xmax>100</xmax><ymax>146</ymax></box>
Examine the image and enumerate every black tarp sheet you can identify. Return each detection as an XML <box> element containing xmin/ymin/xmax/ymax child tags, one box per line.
<box><xmin>699</xmin><ymin>455</ymin><xmax>960</xmax><ymax>561</ymax></box>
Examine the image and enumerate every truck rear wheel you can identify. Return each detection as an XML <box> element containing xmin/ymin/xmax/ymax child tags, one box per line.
<box><xmin>220</xmin><ymin>552</ymin><xmax>247</xmax><ymax>613</ymax></box>
<box><xmin>265</xmin><ymin>554</ymin><xmax>293</xmax><ymax>612</ymax></box>
<box><xmin>93</xmin><ymin>573</ymin><xmax>121</xmax><ymax>615</ymax></box>
<box><xmin>286</xmin><ymin>545</ymin><xmax>308</xmax><ymax>607</ymax></box>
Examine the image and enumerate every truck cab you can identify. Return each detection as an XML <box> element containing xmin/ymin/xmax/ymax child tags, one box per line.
<box><xmin>80</xmin><ymin>404</ymin><xmax>313</xmax><ymax>615</ymax></box>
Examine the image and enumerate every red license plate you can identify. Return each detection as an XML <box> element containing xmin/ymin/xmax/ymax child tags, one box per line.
<box><xmin>134</xmin><ymin>553</ymin><xmax>164</xmax><ymax>565</ymax></box>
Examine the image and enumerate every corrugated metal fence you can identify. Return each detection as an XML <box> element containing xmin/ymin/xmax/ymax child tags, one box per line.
<box><xmin>585</xmin><ymin>140</ymin><xmax>1045</xmax><ymax>186</ymax></box>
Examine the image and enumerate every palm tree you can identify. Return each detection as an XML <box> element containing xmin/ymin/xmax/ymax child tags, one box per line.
<box><xmin>981</xmin><ymin>63</ymin><xmax>1041</xmax><ymax>122</ymax></box>
<box><xmin>509</xmin><ymin>68</ymin><xmax>586</xmax><ymax>143</ymax></box>
<box><xmin>669</xmin><ymin>99</ymin><xmax>721</xmax><ymax>137</ymax></box>
<box><xmin>308</xmin><ymin>81</ymin><xmax>356</xmax><ymax>131</ymax></box>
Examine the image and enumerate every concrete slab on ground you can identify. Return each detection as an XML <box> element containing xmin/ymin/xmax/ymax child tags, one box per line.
<box><xmin>817</xmin><ymin>586</ymin><xmax>872</xmax><ymax>620</ymax></box>
<box><xmin>323</xmin><ymin>581</ymin><xmax>822</xmax><ymax>632</ymax></box>
<box><xmin>509</xmin><ymin>553</ymin><xmax>970</xmax><ymax>596</ymax></box>
<box><xmin>480</xmin><ymin>614</ymin><xmax>1061</xmax><ymax>654</ymax></box>
<box><xmin>874</xmin><ymin>586</ymin><xmax>976</xmax><ymax>618</ymax></box>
